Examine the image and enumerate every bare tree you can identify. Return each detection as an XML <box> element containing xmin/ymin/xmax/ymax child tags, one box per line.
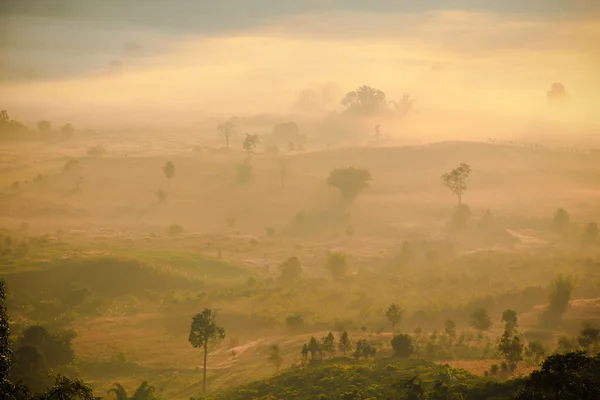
<box><xmin>218</xmin><ymin>120</ymin><xmax>236</xmax><ymax>149</ymax></box>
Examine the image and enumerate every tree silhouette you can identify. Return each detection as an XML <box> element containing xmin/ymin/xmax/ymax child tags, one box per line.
<box><xmin>441</xmin><ymin>163</ymin><xmax>472</xmax><ymax>206</ymax></box>
<box><xmin>338</xmin><ymin>331</ymin><xmax>352</xmax><ymax>356</ymax></box>
<box><xmin>386</xmin><ymin>304</ymin><xmax>403</xmax><ymax>331</ymax></box>
<box><xmin>326</xmin><ymin>252</ymin><xmax>348</xmax><ymax>281</ymax></box>
<box><xmin>341</xmin><ymin>85</ymin><xmax>387</xmax><ymax>116</ymax></box>
<box><xmin>218</xmin><ymin>120</ymin><xmax>235</xmax><ymax>149</ymax></box>
<box><xmin>547</xmin><ymin>82</ymin><xmax>567</xmax><ymax>100</ymax></box>
<box><xmin>189</xmin><ymin>309</ymin><xmax>226</xmax><ymax>392</ymax></box>
<box><xmin>163</xmin><ymin>161</ymin><xmax>175</xmax><ymax>188</ymax></box>
<box><xmin>243</xmin><ymin>133</ymin><xmax>260</xmax><ymax>153</ymax></box>
<box><xmin>553</xmin><ymin>208</ymin><xmax>570</xmax><ymax>232</ymax></box>
<box><xmin>327</xmin><ymin>167</ymin><xmax>372</xmax><ymax>201</ymax></box>
<box><xmin>391</xmin><ymin>334</ymin><xmax>414</xmax><ymax>358</ymax></box>
<box><xmin>266</xmin><ymin>345</ymin><xmax>283</xmax><ymax>373</ymax></box>
<box><xmin>470</xmin><ymin>308</ymin><xmax>492</xmax><ymax>332</ymax></box>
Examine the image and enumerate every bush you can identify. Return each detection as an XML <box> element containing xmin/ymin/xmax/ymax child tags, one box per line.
<box><xmin>391</xmin><ymin>334</ymin><xmax>414</xmax><ymax>358</ymax></box>
<box><xmin>168</xmin><ymin>224</ymin><xmax>183</xmax><ymax>237</ymax></box>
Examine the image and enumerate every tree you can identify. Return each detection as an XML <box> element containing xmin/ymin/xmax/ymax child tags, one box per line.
<box><xmin>327</xmin><ymin>167</ymin><xmax>372</xmax><ymax>201</ymax></box>
<box><xmin>498</xmin><ymin>309</ymin><xmax>523</xmax><ymax>368</ymax></box>
<box><xmin>218</xmin><ymin>120</ymin><xmax>235</xmax><ymax>149</ymax></box>
<box><xmin>326</xmin><ymin>252</ymin><xmax>348</xmax><ymax>281</ymax></box>
<box><xmin>278</xmin><ymin>257</ymin><xmax>302</xmax><ymax>283</ymax></box>
<box><xmin>374</xmin><ymin>124</ymin><xmax>381</xmax><ymax>142</ymax></box>
<box><xmin>37</xmin><ymin>120</ymin><xmax>51</xmax><ymax>134</ymax></box>
<box><xmin>321</xmin><ymin>333</ymin><xmax>335</xmax><ymax>359</ymax></box>
<box><xmin>441</xmin><ymin>163</ymin><xmax>472</xmax><ymax>206</ymax></box>
<box><xmin>60</xmin><ymin>123</ymin><xmax>74</xmax><ymax>138</ymax></box>
<box><xmin>341</xmin><ymin>85</ymin><xmax>387</xmax><ymax>116</ymax></box>
<box><xmin>525</xmin><ymin>341</ymin><xmax>547</xmax><ymax>366</ymax></box>
<box><xmin>242</xmin><ymin>133</ymin><xmax>260</xmax><ymax>153</ymax></box>
<box><xmin>391</xmin><ymin>334</ymin><xmax>414</xmax><ymax>358</ymax></box>
<box><xmin>470</xmin><ymin>308</ymin><xmax>492</xmax><ymax>332</ymax></box>
<box><xmin>547</xmin><ymin>82</ymin><xmax>567</xmax><ymax>100</ymax></box>
<box><xmin>444</xmin><ymin>319</ymin><xmax>457</xmax><ymax>340</ymax></box>
<box><xmin>107</xmin><ymin>381</ymin><xmax>158</xmax><ymax>400</ymax></box>
<box><xmin>577</xmin><ymin>322</ymin><xmax>600</xmax><ymax>355</ymax></box>
<box><xmin>385</xmin><ymin>304</ymin><xmax>403</xmax><ymax>331</ymax></box>
<box><xmin>515</xmin><ymin>352</ymin><xmax>600</xmax><ymax>399</ymax></box>
<box><xmin>390</xmin><ymin>93</ymin><xmax>415</xmax><ymax>118</ymax></box>
<box><xmin>338</xmin><ymin>331</ymin><xmax>352</xmax><ymax>356</ymax></box>
<box><xmin>353</xmin><ymin>339</ymin><xmax>376</xmax><ymax>360</ymax></box>
<box><xmin>307</xmin><ymin>336</ymin><xmax>321</xmax><ymax>360</ymax></box>
<box><xmin>277</xmin><ymin>158</ymin><xmax>289</xmax><ymax>189</ymax></box>
<box><xmin>540</xmin><ymin>274</ymin><xmax>575</xmax><ymax>327</ymax></box>
<box><xmin>163</xmin><ymin>161</ymin><xmax>175</xmax><ymax>188</ymax></box>
<box><xmin>188</xmin><ymin>309</ymin><xmax>226</xmax><ymax>392</ymax></box>
<box><xmin>1</xmin><ymin>279</ymin><xmax>99</xmax><ymax>399</ymax></box>
<box><xmin>300</xmin><ymin>344</ymin><xmax>309</xmax><ymax>362</ymax></box>
<box><xmin>266</xmin><ymin>345</ymin><xmax>283</xmax><ymax>373</ymax></box>
<box><xmin>553</xmin><ymin>208</ymin><xmax>570</xmax><ymax>232</ymax></box>
<box><xmin>583</xmin><ymin>222</ymin><xmax>599</xmax><ymax>244</ymax></box>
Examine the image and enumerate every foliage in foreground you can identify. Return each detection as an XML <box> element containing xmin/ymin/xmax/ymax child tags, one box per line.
<box><xmin>201</xmin><ymin>357</ymin><xmax>521</xmax><ymax>400</ymax></box>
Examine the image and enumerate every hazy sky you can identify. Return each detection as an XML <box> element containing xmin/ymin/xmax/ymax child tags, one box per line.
<box><xmin>1</xmin><ymin>0</ymin><xmax>598</xmax><ymax>129</ymax></box>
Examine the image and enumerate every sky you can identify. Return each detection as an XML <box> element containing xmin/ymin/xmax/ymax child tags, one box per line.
<box><xmin>0</xmin><ymin>0</ymin><xmax>599</xmax><ymax>130</ymax></box>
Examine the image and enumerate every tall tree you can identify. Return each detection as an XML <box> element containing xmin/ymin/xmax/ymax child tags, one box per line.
<box><xmin>386</xmin><ymin>304</ymin><xmax>403</xmax><ymax>331</ymax></box>
<box><xmin>188</xmin><ymin>309</ymin><xmax>226</xmax><ymax>392</ymax></box>
<box><xmin>321</xmin><ymin>333</ymin><xmax>336</xmax><ymax>359</ymax></box>
<box><xmin>338</xmin><ymin>331</ymin><xmax>352</xmax><ymax>356</ymax></box>
<box><xmin>498</xmin><ymin>309</ymin><xmax>523</xmax><ymax>369</ymax></box>
<box><xmin>326</xmin><ymin>253</ymin><xmax>349</xmax><ymax>281</ymax></box>
<box><xmin>553</xmin><ymin>208</ymin><xmax>570</xmax><ymax>232</ymax></box>
<box><xmin>163</xmin><ymin>161</ymin><xmax>175</xmax><ymax>188</ymax></box>
<box><xmin>441</xmin><ymin>163</ymin><xmax>472</xmax><ymax>206</ymax></box>
<box><xmin>218</xmin><ymin>120</ymin><xmax>235</xmax><ymax>149</ymax></box>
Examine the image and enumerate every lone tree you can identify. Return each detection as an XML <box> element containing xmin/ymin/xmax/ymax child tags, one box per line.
<box><xmin>189</xmin><ymin>309</ymin><xmax>226</xmax><ymax>393</ymax></box>
<box><xmin>470</xmin><ymin>308</ymin><xmax>492</xmax><ymax>332</ymax></box>
<box><xmin>553</xmin><ymin>208</ymin><xmax>570</xmax><ymax>232</ymax></box>
<box><xmin>218</xmin><ymin>119</ymin><xmax>235</xmax><ymax>149</ymax></box>
<box><xmin>391</xmin><ymin>333</ymin><xmax>414</xmax><ymax>358</ymax></box>
<box><xmin>341</xmin><ymin>85</ymin><xmax>387</xmax><ymax>116</ymax></box>
<box><xmin>386</xmin><ymin>303</ymin><xmax>403</xmax><ymax>331</ymax></box>
<box><xmin>278</xmin><ymin>256</ymin><xmax>302</xmax><ymax>283</ymax></box>
<box><xmin>547</xmin><ymin>82</ymin><xmax>567</xmax><ymax>100</ymax></box>
<box><xmin>540</xmin><ymin>274</ymin><xmax>575</xmax><ymax>327</ymax></box>
<box><xmin>243</xmin><ymin>133</ymin><xmax>260</xmax><ymax>153</ymax></box>
<box><xmin>326</xmin><ymin>252</ymin><xmax>348</xmax><ymax>281</ymax></box>
<box><xmin>442</xmin><ymin>163</ymin><xmax>471</xmax><ymax>205</ymax></box>
<box><xmin>327</xmin><ymin>167</ymin><xmax>372</xmax><ymax>201</ymax></box>
<box><xmin>266</xmin><ymin>344</ymin><xmax>283</xmax><ymax>373</ymax></box>
<box><xmin>163</xmin><ymin>161</ymin><xmax>175</xmax><ymax>187</ymax></box>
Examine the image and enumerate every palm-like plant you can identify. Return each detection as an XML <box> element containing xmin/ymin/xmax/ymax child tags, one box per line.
<box><xmin>107</xmin><ymin>382</ymin><xmax>158</xmax><ymax>400</ymax></box>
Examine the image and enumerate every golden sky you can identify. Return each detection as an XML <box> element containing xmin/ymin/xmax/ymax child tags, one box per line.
<box><xmin>1</xmin><ymin>6</ymin><xmax>598</xmax><ymax>130</ymax></box>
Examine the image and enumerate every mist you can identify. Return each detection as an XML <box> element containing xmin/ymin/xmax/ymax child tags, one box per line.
<box><xmin>1</xmin><ymin>1</ymin><xmax>600</xmax><ymax>399</ymax></box>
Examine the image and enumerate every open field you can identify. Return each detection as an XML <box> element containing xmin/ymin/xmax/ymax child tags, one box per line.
<box><xmin>1</xmin><ymin>130</ymin><xmax>600</xmax><ymax>398</ymax></box>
